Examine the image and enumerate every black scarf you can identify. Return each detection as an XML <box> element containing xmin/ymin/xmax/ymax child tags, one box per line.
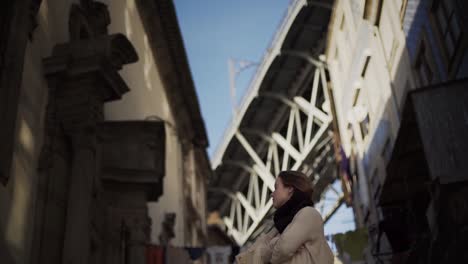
<box><xmin>273</xmin><ymin>190</ymin><xmax>313</xmax><ymax>234</ymax></box>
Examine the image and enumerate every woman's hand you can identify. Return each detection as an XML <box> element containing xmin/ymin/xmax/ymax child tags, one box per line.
<box><xmin>268</xmin><ymin>236</ymin><xmax>279</xmax><ymax>248</ymax></box>
<box><xmin>297</xmin><ymin>245</ymin><xmax>306</xmax><ymax>253</ymax></box>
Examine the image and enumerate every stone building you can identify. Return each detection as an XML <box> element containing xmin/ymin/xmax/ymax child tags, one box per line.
<box><xmin>0</xmin><ymin>0</ymin><xmax>210</xmax><ymax>263</ymax></box>
<box><xmin>326</xmin><ymin>0</ymin><xmax>468</xmax><ymax>263</ymax></box>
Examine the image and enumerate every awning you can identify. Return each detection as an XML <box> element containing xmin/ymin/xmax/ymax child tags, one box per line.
<box><xmin>380</xmin><ymin>78</ymin><xmax>468</xmax><ymax>205</ymax></box>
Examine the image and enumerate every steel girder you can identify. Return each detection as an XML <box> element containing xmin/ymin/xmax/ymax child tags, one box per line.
<box><xmin>219</xmin><ymin>66</ymin><xmax>341</xmax><ymax>245</ymax></box>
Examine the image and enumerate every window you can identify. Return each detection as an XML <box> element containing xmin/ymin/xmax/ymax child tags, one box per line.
<box><xmin>399</xmin><ymin>0</ymin><xmax>409</xmax><ymax>21</ymax></box>
<box><xmin>373</xmin><ymin>184</ymin><xmax>381</xmax><ymax>201</ymax></box>
<box><xmin>381</xmin><ymin>137</ymin><xmax>392</xmax><ymax>162</ymax></box>
<box><xmin>359</xmin><ymin>113</ymin><xmax>370</xmax><ymax>140</ymax></box>
<box><xmin>400</xmin><ymin>80</ymin><xmax>412</xmax><ymax>105</ymax></box>
<box><xmin>351</xmin><ymin>87</ymin><xmax>370</xmax><ymax>142</ymax></box>
<box><xmin>370</xmin><ymin>168</ymin><xmax>381</xmax><ymax>200</ymax></box>
<box><xmin>335</xmin><ymin>47</ymin><xmax>342</xmax><ymax>73</ymax></box>
<box><xmin>378</xmin><ymin>1</ymin><xmax>401</xmax><ymax>70</ymax></box>
<box><xmin>432</xmin><ymin>0</ymin><xmax>463</xmax><ymax>69</ymax></box>
<box><xmin>340</xmin><ymin>13</ymin><xmax>350</xmax><ymax>44</ymax></box>
<box><xmin>347</xmin><ymin>123</ymin><xmax>356</xmax><ymax>146</ymax></box>
<box><xmin>361</xmin><ymin>56</ymin><xmax>371</xmax><ymax>77</ymax></box>
<box><xmin>363</xmin><ymin>0</ymin><xmax>375</xmax><ymax>20</ymax></box>
<box><xmin>340</xmin><ymin>14</ymin><xmax>346</xmax><ymax>31</ymax></box>
<box><xmin>364</xmin><ymin>208</ymin><xmax>371</xmax><ymax>224</ymax></box>
<box><xmin>350</xmin><ymin>149</ymin><xmax>358</xmax><ymax>181</ymax></box>
<box><xmin>389</xmin><ymin>39</ymin><xmax>400</xmax><ymax>68</ymax></box>
<box><xmin>414</xmin><ymin>41</ymin><xmax>434</xmax><ymax>86</ymax></box>
<box><xmin>363</xmin><ymin>0</ymin><xmax>384</xmax><ymax>25</ymax></box>
<box><xmin>350</xmin><ymin>0</ymin><xmax>364</xmax><ymax>23</ymax></box>
<box><xmin>352</xmin><ymin>88</ymin><xmax>361</xmax><ymax>107</ymax></box>
<box><xmin>395</xmin><ymin>0</ymin><xmax>403</xmax><ymax>11</ymax></box>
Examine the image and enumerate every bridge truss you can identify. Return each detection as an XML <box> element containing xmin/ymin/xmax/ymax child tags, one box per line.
<box><xmin>208</xmin><ymin>0</ymin><xmax>346</xmax><ymax>246</ymax></box>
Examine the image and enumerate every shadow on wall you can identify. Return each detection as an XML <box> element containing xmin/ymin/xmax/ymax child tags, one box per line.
<box><xmin>354</xmin><ymin>1</ymin><xmax>468</xmax><ymax>262</ymax></box>
<box><xmin>1</xmin><ymin>82</ymin><xmax>43</xmax><ymax>263</ymax></box>
<box><xmin>0</xmin><ymin>238</ymin><xmax>18</xmax><ymax>264</ymax></box>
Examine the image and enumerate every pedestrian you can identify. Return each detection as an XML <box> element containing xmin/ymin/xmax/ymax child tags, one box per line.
<box><xmin>236</xmin><ymin>170</ymin><xmax>334</xmax><ymax>264</ymax></box>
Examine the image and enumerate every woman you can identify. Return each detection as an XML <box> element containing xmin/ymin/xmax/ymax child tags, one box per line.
<box><xmin>236</xmin><ymin>170</ymin><xmax>334</xmax><ymax>264</ymax></box>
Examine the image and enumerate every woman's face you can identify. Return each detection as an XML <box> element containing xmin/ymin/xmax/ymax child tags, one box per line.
<box><xmin>271</xmin><ymin>177</ymin><xmax>293</xmax><ymax>209</ymax></box>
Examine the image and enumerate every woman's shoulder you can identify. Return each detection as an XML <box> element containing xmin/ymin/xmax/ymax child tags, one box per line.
<box><xmin>291</xmin><ymin>207</ymin><xmax>326</xmax><ymax>237</ymax></box>
<box><xmin>294</xmin><ymin>206</ymin><xmax>324</xmax><ymax>223</ymax></box>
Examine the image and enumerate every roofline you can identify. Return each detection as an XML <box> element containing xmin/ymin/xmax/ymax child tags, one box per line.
<box><xmin>136</xmin><ymin>0</ymin><xmax>209</xmax><ymax>148</ymax></box>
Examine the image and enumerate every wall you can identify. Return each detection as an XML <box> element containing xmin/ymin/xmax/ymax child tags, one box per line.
<box><xmin>0</xmin><ymin>0</ymin><xmax>77</xmax><ymax>263</ymax></box>
<box><xmin>101</xmin><ymin>0</ymin><xmax>187</xmax><ymax>246</ymax></box>
<box><xmin>0</xmin><ymin>2</ymin><xmax>204</xmax><ymax>263</ymax></box>
<box><xmin>326</xmin><ymin>0</ymin><xmax>417</xmax><ymax>262</ymax></box>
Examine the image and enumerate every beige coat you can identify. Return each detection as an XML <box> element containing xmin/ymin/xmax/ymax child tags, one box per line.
<box><xmin>236</xmin><ymin>207</ymin><xmax>334</xmax><ymax>264</ymax></box>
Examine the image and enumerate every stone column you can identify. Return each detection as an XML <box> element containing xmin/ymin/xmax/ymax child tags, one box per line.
<box><xmin>126</xmin><ymin>208</ymin><xmax>151</xmax><ymax>264</ymax></box>
<box><xmin>64</xmin><ymin>130</ymin><xmax>98</xmax><ymax>263</ymax></box>
<box><xmin>97</xmin><ymin>121</ymin><xmax>165</xmax><ymax>264</ymax></box>
<box><xmin>43</xmin><ymin>34</ymin><xmax>138</xmax><ymax>264</ymax></box>
<box><xmin>59</xmin><ymin>90</ymin><xmax>102</xmax><ymax>264</ymax></box>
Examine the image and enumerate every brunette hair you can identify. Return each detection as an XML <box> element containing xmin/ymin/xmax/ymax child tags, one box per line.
<box><xmin>278</xmin><ymin>170</ymin><xmax>314</xmax><ymax>199</ymax></box>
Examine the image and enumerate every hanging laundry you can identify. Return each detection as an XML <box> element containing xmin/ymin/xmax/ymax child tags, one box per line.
<box><xmin>165</xmin><ymin>246</ymin><xmax>192</xmax><ymax>263</ymax></box>
<box><xmin>146</xmin><ymin>245</ymin><xmax>165</xmax><ymax>264</ymax></box>
<box><xmin>184</xmin><ymin>247</ymin><xmax>206</xmax><ymax>261</ymax></box>
<box><xmin>206</xmin><ymin>246</ymin><xmax>232</xmax><ymax>264</ymax></box>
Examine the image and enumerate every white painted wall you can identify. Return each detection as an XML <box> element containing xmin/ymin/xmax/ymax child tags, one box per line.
<box><xmin>101</xmin><ymin>0</ymin><xmax>188</xmax><ymax>246</ymax></box>
<box><xmin>326</xmin><ymin>0</ymin><xmax>416</xmax><ymax>221</ymax></box>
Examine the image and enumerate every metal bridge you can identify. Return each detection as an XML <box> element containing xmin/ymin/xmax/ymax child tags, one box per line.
<box><xmin>208</xmin><ymin>0</ymin><xmax>346</xmax><ymax>246</ymax></box>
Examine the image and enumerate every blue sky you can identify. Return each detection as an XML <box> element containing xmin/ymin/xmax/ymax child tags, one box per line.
<box><xmin>174</xmin><ymin>0</ymin><xmax>290</xmax><ymax>156</ymax></box>
<box><xmin>173</xmin><ymin>1</ymin><xmax>355</xmax><ymax>236</ymax></box>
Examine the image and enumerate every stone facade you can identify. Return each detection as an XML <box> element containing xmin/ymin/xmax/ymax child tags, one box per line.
<box><xmin>0</xmin><ymin>0</ymin><xmax>210</xmax><ymax>263</ymax></box>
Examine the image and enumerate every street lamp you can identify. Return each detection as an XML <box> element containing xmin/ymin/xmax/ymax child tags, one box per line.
<box><xmin>228</xmin><ymin>58</ymin><xmax>258</xmax><ymax>118</ymax></box>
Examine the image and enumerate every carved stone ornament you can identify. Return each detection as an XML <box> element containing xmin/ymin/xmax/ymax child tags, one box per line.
<box><xmin>159</xmin><ymin>213</ymin><xmax>176</xmax><ymax>245</ymax></box>
<box><xmin>97</xmin><ymin>121</ymin><xmax>166</xmax><ymax>202</ymax></box>
<box><xmin>69</xmin><ymin>0</ymin><xmax>110</xmax><ymax>39</ymax></box>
